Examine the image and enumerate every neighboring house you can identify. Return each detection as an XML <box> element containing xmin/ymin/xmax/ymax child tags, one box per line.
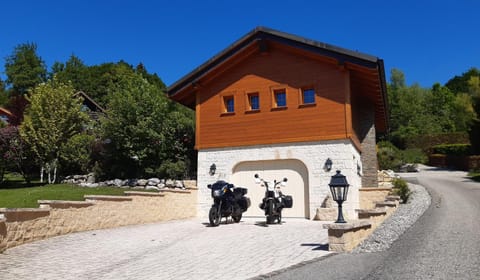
<box><xmin>168</xmin><ymin>27</ymin><xmax>388</xmax><ymax>219</ymax></box>
<box><xmin>0</xmin><ymin>107</ymin><xmax>13</xmax><ymax>125</ymax></box>
<box><xmin>75</xmin><ymin>91</ymin><xmax>106</xmax><ymax>121</ymax></box>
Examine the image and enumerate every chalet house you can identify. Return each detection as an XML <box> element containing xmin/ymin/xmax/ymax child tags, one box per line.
<box><xmin>168</xmin><ymin>27</ymin><xmax>388</xmax><ymax>219</ymax></box>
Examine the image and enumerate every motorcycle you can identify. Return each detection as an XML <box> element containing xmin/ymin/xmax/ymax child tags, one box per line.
<box><xmin>254</xmin><ymin>174</ymin><xmax>293</xmax><ymax>224</ymax></box>
<box><xmin>207</xmin><ymin>180</ymin><xmax>251</xmax><ymax>226</ymax></box>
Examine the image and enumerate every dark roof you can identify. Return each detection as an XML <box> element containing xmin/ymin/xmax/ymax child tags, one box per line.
<box><xmin>167</xmin><ymin>26</ymin><xmax>388</xmax><ymax>132</ymax></box>
<box><xmin>75</xmin><ymin>91</ymin><xmax>105</xmax><ymax>113</ymax></box>
<box><xmin>169</xmin><ymin>26</ymin><xmax>383</xmax><ymax>93</ymax></box>
<box><xmin>0</xmin><ymin>107</ymin><xmax>13</xmax><ymax>117</ymax></box>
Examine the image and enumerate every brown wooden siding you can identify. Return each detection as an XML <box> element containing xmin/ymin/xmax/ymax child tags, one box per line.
<box><xmin>196</xmin><ymin>46</ymin><xmax>353</xmax><ymax>149</ymax></box>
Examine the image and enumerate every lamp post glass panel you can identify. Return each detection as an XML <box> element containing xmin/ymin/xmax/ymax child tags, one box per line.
<box><xmin>329</xmin><ymin>170</ymin><xmax>349</xmax><ymax>223</ymax></box>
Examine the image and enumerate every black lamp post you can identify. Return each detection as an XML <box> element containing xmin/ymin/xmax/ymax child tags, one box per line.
<box><xmin>328</xmin><ymin>170</ymin><xmax>350</xmax><ymax>223</ymax></box>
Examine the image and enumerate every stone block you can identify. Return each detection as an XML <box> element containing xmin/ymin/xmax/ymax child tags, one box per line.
<box><xmin>0</xmin><ymin>208</ymin><xmax>51</xmax><ymax>222</ymax></box>
<box><xmin>323</xmin><ymin>220</ymin><xmax>372</xmax><ymax>252</ymax></box>
<box><xmin>314</xmin><ymin>208</ymin><xmax>337</xmax><ymax>221</ymax></box>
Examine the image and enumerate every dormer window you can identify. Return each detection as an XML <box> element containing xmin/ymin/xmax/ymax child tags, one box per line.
<box><xmin>223</xmin><ymin>95</ymin><xmax>234</xmax><ymax>113</ymax></box>
<box><xmin>301</xmin><ymin>88</ymin><xmax>316</xmax><ymax>104</ymax></box>
<box><xmin>273</xmin><ymin>89</ymin><xmax>286</xmax><ymax>108</ymax></box>
<box><xmin>247</xmin><ymin>92</ymin><xmax>260</xmax><ymax>111</ymax></box>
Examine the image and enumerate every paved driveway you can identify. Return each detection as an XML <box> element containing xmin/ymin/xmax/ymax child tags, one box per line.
<box><xmin>0</xmin><ymin>218</ymin><xmax>331</xmax><ymax>280</ymax></box>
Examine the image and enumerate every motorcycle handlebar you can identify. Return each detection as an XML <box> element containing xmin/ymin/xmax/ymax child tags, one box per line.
<box><xmin>254</xmin><ymin>174</ymin><xmax>288</xmax><ymax>186</ymax></box>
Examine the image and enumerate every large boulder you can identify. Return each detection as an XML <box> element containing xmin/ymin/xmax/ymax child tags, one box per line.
<box><xmin>148</xmin><ymin>178</ymin><xmax>161</xmax><ymax>186</ymax></box>
<box><xmin>137</xmin><ymin>179</ymin><xmax>148</xmax><ymax>186</ymax></box>
<box><xmin>86</xmin><ymin>173</ymin><xmax>96</xmax><ymax>184</ymax></box>
<box><xmin>146</xmin><ymin>185</ymin><xmax>160</xmax><ymax>191</ymax></box>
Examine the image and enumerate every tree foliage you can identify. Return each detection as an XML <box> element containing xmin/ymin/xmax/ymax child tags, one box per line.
<box><xmin>387</xmin><ymin>69</ymin><xmax>477</xmax><ymax>148</ymax></box>
<box><xmin>445</xmin><ymin>67</ymin><xmax>480</xmax><ymax>94</ymax></box>
<box><xmin>52</xmin><ymin>59</ymin><xmax>166</xmax><ymax>108</ymax></box>
<box><xmin>20</xmin><ymin>78</ymin><xmax>90</xmax><ymax>183</ymax></box>
<box><xmin>98</xmin><ymin>73</ymin><xmax>194</xmax><ymax>179</ymax></box>
<box><xmin>0</xmin><ymin>126</ymin><xmax>36</xmax><ymax>182</ymax></box>
<box><xmin>445</xmin><ymin>69</ymin><xmax>480</xmax><ymax>154</ymax></box>
<box><xmin>0</xmin><ymin>79</ymin><xmax>8</xmax><ymax>107</ymax></box>
<box><xmin>4</xmin><ymin>43</ymin><xmax>47</xmax><ymax>96</ymax></box>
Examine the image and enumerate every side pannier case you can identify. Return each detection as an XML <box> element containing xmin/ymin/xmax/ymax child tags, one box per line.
<box><xmin>282</xmin><ymin>195</ymin><xmax>293</xmax><ymax>208</ymax></box>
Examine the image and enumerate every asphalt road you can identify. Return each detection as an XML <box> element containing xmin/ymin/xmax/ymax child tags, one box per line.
<box><xmin>267</xmin><ymin>167</ymin><xmax>480</xmax><ymax>280</ymax></box>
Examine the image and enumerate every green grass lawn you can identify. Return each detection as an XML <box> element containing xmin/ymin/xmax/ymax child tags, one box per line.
<box><xmin>0</xmin><ymin>173</ymin><xmax>129</xmax><ymax>208</ymax></box>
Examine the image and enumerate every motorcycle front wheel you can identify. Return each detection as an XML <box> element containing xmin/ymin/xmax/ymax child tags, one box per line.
<box><xmin>209</xmin><ymin>206</ymin><xmax>221</xmax><ymax>227</ymax></box>
<box><xmin>266</xmin><ymin>201</ymin><xmax>275</xmax><ymax>224</ymax></box>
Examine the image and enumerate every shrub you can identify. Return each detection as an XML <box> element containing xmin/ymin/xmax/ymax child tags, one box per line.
<box><xmin>432</xmin><ymin>144</ymin><xmax>471</xmax><ymax>156</ymax></box>
<box><xmin>377</xmin><ymin>141</ymin><xmax>403</xmax><ymax>171</ymax></box>
<box><xmin>392</xmin><ymin>178</ymin><xmax>411</xmax><ymax>203</ymax></box>
<box><xmin>402</xmin><ymin>148</ymin><xmax>428</xmax><ymax>164</ymax></box>
<box><xmin>377</xmin><ymin>141</ymin><xmax>427</xmax><ymax>171</ymax></box>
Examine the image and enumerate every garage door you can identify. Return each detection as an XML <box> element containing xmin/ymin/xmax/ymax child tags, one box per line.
<box><xmin>232</xmin><ymin>159</ymin><xmax>309</xmax><ymax>218</ymax></box>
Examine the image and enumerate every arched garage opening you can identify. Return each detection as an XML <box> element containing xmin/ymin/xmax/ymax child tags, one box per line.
<box><xmin>232</xmin><ymin>159</ymin><xmax>310</xmax><ymax>219</ymax></box>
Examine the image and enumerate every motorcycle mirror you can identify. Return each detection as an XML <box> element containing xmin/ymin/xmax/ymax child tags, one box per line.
<box><xmin>207</xmin><ymin>184</ymin><xmax>212</xmax><ymax>189</ymax></box>
<box><xmin>254</xmin><ymin>174</ymin><xmax>261</xmax><ymax>184</ymax></box>
<box><xmin>283</xmin><ymin>178</ymin><xmax>288</xmax><ymax>182</ymax></box>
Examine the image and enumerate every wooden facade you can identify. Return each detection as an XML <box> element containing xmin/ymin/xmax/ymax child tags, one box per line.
<box><xmin>168</xmin><ymin>27</ymin><xmax>388</xmax><ymax>151</ymax></box>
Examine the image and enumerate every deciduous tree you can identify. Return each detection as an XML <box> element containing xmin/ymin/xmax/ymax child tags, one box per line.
<box><xmin>20</xmin><ymin>78</ymin><xmax>89</xmax><ymax>183</ymax></box>
<box><xmin>99</xmin><ymin>73</ymin><xmax>194</xmax><ymax>179</ymax></box>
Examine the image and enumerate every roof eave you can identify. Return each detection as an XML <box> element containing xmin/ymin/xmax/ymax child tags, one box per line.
<box><xmin>167</xmin><ymin>26</ymin><xmax>382</xmax><ymax>98</ymax></box>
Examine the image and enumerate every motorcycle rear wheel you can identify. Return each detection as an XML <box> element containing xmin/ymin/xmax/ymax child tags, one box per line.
<box><xmin>232</xmin><ymin>213</ymin><xmax>242</xmax><ymax>223</ymax></box>
<box><xmin>209</xmin><ymin>207</ymin><xmax>221</xmax><ymax>227</ymax></box>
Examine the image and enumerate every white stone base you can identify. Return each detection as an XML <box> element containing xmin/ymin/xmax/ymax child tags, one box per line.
<box><xmin>197</xmin><ymin>139</ymin><xmax>362</xmax><ymax>220</ymax></box>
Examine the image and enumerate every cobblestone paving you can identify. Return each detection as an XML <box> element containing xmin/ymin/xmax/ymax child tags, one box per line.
<box><xmin>0</xmin><ymin>218</ymin><xmax>332</xmax><ymax>280</ymax></box>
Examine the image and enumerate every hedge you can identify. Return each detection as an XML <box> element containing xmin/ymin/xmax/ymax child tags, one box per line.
<box><xmin>432</xmin><ymin>144</ymin><xmax>471</xmax><ymax>156</ymax></box>
<box><xmin>405</xmin><ymin>132</ymin><xmax>470</xmax><ymax>152</ymax></box>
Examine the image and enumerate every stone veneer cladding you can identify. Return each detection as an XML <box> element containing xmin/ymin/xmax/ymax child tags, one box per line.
<box><xmin>354</xmin><ymin>101</ymin><xmax>378</xmax><ymax>188</ymax></box>
<box><xmin>197</xmin><ymin>139</ymin><xmax>362</xmax><ymax>220</ymax></box>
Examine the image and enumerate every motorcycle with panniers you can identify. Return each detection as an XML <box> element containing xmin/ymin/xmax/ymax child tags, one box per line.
<box><xmin>255</xmin><ymin>174</ymin><xmax>293</xmax><ymax>224</ymax></box>
<box><xmin>207</xmin><ymin>180</ymin><xmax>251</xmax><ymax>226</ymax></box>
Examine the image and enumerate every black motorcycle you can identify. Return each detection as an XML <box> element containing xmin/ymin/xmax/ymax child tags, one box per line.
<box><xmin>254</xmin><ymin>174</ymin><xmax>293</xmax><ymax>224</ymax></box>
<box><xmin>207</xmin><ymin>180</ymin><xmax>251</xmax><ymax>226</ymax></box>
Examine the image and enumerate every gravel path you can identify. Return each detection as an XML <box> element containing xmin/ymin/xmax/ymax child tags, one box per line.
<box><xmin>353</xmin><ymin>182</ymin><xmax>431</xmax><ymax>253</ymax></box>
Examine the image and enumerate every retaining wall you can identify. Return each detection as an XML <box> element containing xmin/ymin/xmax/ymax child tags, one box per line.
<box><xmin>359</xmin><ymin>187</ymin><xmax>392</xmax><ymax>209</ymax></box>
<box><xmin>0</xmin><ymin>189</ymin><xmax>197</xmax><ymax>251</ymax></box>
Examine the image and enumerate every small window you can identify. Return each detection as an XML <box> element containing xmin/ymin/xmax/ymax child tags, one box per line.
<box><xmin>248</xmin><ymin>93</ymin><xmax>260</xmax><ymax>110</ymax></box>
<box><xmin>274</xmin><ymin>89</ymin><xmax>286</xmax><ymax>107</ymax></box>
<box><xmin>302</xmin><ymin>88</ymin><xmax>315</xmax><ymax>104</ymax></box>
<box><xmin>223</xmin><ymin>96</ymin><xmax>234</xmax><ymax>113</ymax></box>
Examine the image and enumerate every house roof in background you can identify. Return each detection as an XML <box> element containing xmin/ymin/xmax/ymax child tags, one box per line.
<box><xmin>0</xmin><ymin>107</ymin><xmax>13</xmax><ymax>117</ymax></box>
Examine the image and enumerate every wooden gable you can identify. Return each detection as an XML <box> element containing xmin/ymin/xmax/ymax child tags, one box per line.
<box><xmin>168</xmin><ymin>27</ymin><xmax>388</xmax><ymax>150</ymax></box>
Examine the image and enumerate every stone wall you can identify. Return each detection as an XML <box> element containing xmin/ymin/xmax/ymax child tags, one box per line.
<box><xmin>324</xmin><ymin>194</ymin><xmax>400</xmax><ymax>252</ymax></box>
<box><xmin>359</xmin><ymin>187</ymin><xmax>392</xmax><ymax>209</ymax></box>
<box><xmin>198</xmin><ymin>139</ymin><xmax>362</xmax><ymax>220</ymax></box>
<box><xmin>0</xmin><ymin>217</ymin><xmax>6</xmax><ymax>253</ymax></box>
<box><xmin>353</xmin><ymin>100</ymin><xmax>378</xmax><ymax>188</ymax></box>
<box><xmin>0</xmin><ymin>190</ymin><xmax>197</xmax><ymax>251</ymax></box>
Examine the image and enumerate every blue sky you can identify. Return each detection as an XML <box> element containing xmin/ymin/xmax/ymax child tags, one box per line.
<box><xmin>1</xmin><ymin>0</ymin><xmax>479</xmax><ymax>88</ymax></box>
